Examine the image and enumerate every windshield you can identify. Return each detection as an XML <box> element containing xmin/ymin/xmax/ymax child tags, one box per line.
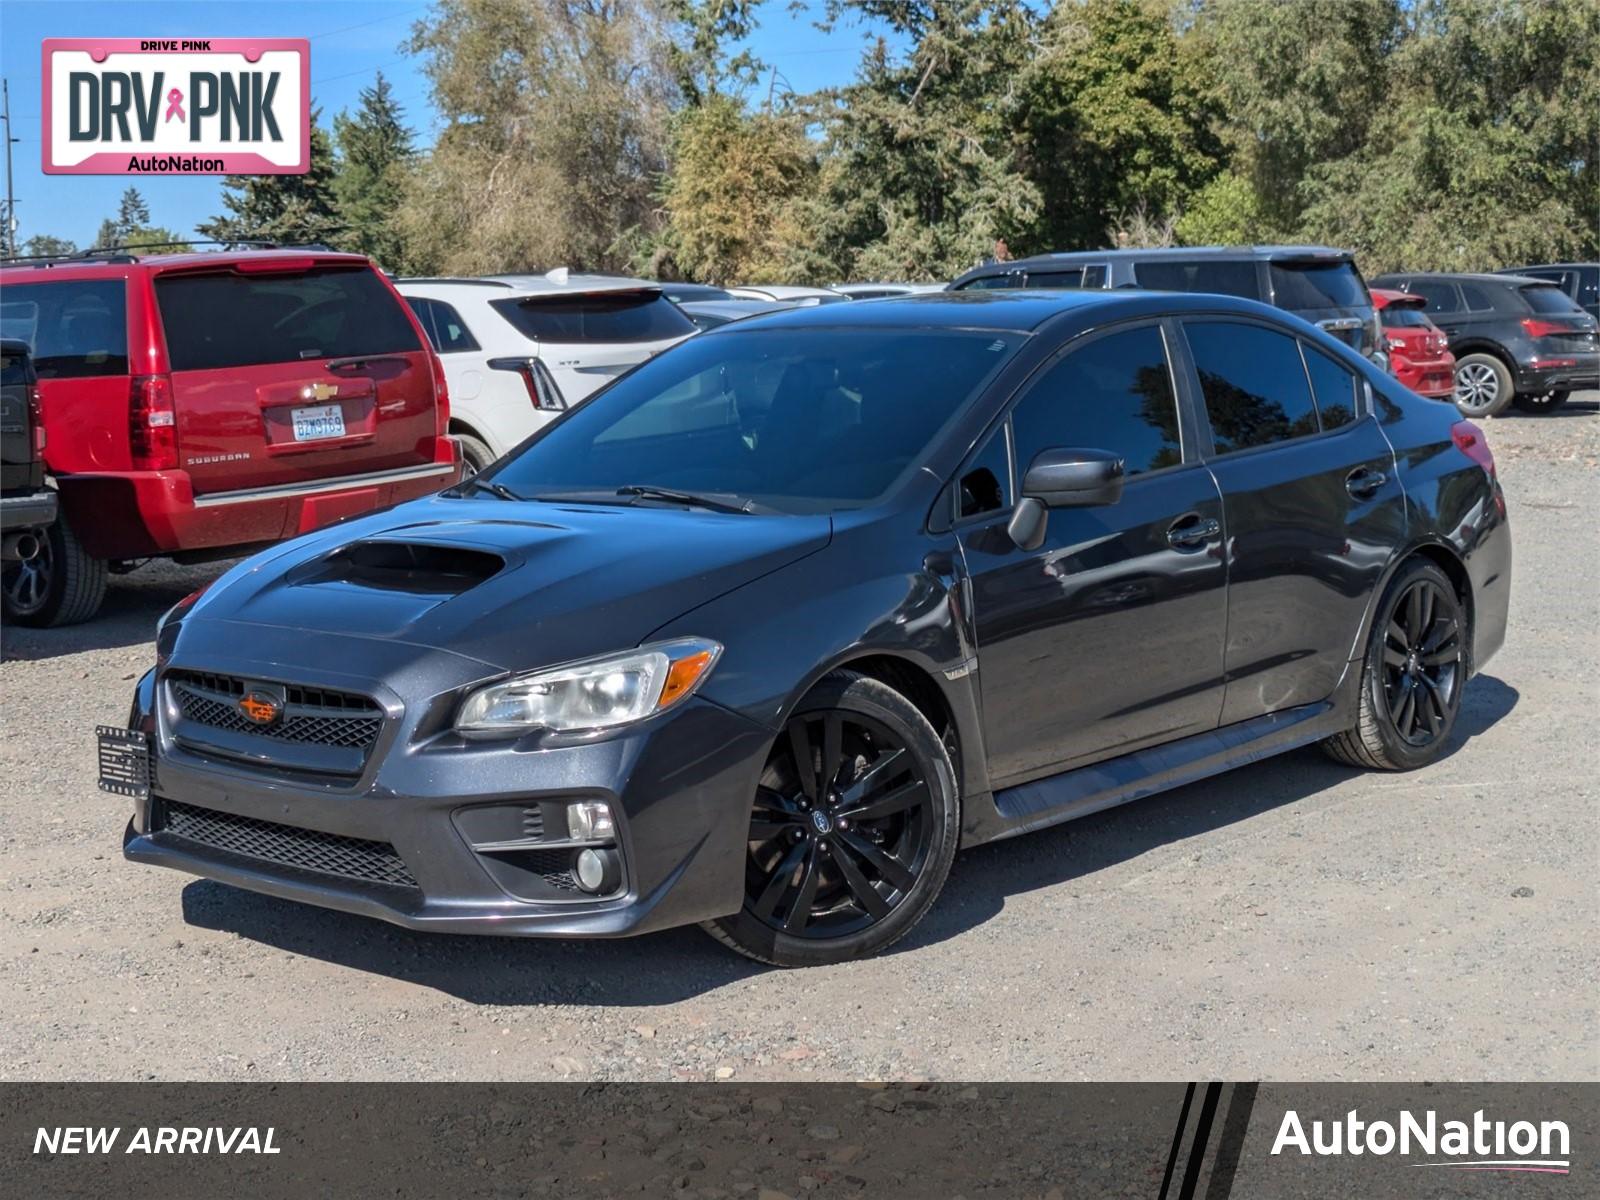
<box><xmin>1269</xmin><ymin>261</ymin><xmax>1370</xmax><ymax>308</ymax></box>
<box><xmin>486</xmin><ymin>327</ymin><xmax>1023</xmax><ymax>513</ymax></box>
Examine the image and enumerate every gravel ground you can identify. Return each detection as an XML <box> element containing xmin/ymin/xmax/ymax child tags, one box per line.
<box><xmin>2</xmin><ymin>396</ymin><xmax>1595</xmax><ymax>1083</ymax></box>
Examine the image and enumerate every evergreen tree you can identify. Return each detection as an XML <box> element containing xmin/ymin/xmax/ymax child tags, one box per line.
<box><xmin>333</xmin><ymin>72</ymin><xmax>416</xmax><ymax>269</ymax></box>
<box><xmin>116</xmin><ymin>187</ymin><xmax>152</xmax><ymax>237</ymax></box>
<box><xmin>198</xmin><ymin>114</ymin><xmax>341</xmax><ymax>248</ymax></box>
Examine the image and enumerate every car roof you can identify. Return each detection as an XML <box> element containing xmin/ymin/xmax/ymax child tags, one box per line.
<box><xmin>1374</xmin><ymin>270</ymin><xmax>1555</xmax><ymax>287</ymax></box>
<box><xmin>731</xmin><ymin>284</ymin><xmax>848</xmax><ymax>299</ymax></box>
<box><xmin>1496</xmin><ymin>262</ymin><xmax>1597</xmax><ymax>271</ymax></box>
<box><xmin>1</xmin><ymin>247</ymin><xmax>370</xmax><ymax>278</ymax></box>
<box><xmin>395</xmin><ymin>270</ymin><xmax>665</xmax><ymax>299</ymax></box>
<box><xmin>706</xmin><ymin>287</ymin><xmax>1303</xmax><ymax>336</ymax></box>
<box><xmin>972</xmin><ymin>244</ymin><xmax>1352</xmax><ymax>269</ymax></box>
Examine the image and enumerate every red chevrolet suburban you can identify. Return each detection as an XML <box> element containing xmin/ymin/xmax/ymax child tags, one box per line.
<box><xmin>0</xmin><ymin>249</ymin><xmax>459</xmax><ymax>626</ymax></box>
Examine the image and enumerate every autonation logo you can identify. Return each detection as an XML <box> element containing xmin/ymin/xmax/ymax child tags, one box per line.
<box><xmin>1272</xmin><ymin>1108</ymin><xmax>1571</xmax><ymax>1175</ymax></box>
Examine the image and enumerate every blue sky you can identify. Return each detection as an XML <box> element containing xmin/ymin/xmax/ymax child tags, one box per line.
<box><xmin>0</xmin><ymin>0</ymin><xmax>891</xmax><ymax>249</ymax></box>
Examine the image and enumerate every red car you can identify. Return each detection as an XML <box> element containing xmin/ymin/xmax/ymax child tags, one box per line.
<box><xmin>1372</xmin><ymin>287</ymin><xmax>1456</xmax><ymax>400</ymax></box>
<box><xmin>0</xmin><ymin>249</ymin><xmax>459</xmax><ymax>626</ymax></box>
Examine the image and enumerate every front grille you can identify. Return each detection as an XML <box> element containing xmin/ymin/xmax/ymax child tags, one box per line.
<box><xmin>168</xmin><ymin>671</ymin><xmax>384</xmax><ymax>753</ymax></box>
<box><xmin>157</xmin><ymin>799</ymin><xmax>418</xmax><ymax>889</ymax></box>
<box><xmin>520</xmin><ymin>847</ymin><xmax>578</xmax><ymax>891</ymax></box>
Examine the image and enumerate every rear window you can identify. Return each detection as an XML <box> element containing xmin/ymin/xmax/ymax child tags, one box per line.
<box><xmin>0</xmin><ymin>279</ymin><xmax>129</xmax><ymax>379</ymax></box>
<box><xmin>155</xmin><ymin>265</ymin><xmax>421</xmax><ymax>372</ymax></box>
<box><xmin>492</xmin><ymin>291</ymin><xmax>696</xmax><ymax>344</ymax></box>
<box><xmin>1269</xmin><ymin>260</ymin><xmax>1368</xmax><ymax>308</ymax></box>
<box><xmin>1</xmin><ymin>346</ymin><xmax>30</xmax><ymax>385</ymax></box>
<box><xmin>1132</xmin><ymin>260</ymin><xmax>1261</xmax><ymax>299</ymax></box>
<box><xmin>1520</xmin><ymin>284</ymin><xmax>1585</xmax><ymax>315</ymax></box>
<box><xmin>1380</xmin><ymin>305</ymin><xmax>1430</xmax><ymax>328</ymax></box>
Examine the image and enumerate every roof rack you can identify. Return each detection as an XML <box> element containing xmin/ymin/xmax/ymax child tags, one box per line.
<box><xmin>1</xmin><ymin>240</ymin><xmax>340</xmax><ymax>268</ymax></box>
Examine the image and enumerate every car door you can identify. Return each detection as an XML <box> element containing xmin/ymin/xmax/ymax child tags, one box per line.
<box><xmin>1177</xmin><ymin>318</ymin><xmax>1404</xmax><ymax>726</ymax></box>
<box><xmin>955</xmin><ymin>321</ymin><xmax>1229</xmax><ymax>785</ymax></box>
<box><xmin>1404</xmin><ymin>279</ymin><xmax>1467</xmax><ymax>347</ymax></box>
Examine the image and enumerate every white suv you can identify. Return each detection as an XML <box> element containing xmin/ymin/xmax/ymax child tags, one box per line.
<box><xmin>398</xmin><ymin>271</ymin><xmax>696</xmax><ymax>472</ymax></box>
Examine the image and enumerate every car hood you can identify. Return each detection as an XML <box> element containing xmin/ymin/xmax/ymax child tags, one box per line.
<box><xmin>178</xmin><ymin>494</ymin><xmax>831</xmax><ymax>672</ymax></box>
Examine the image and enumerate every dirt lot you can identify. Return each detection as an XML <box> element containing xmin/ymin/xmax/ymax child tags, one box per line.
<box><xmin>2</xmin><ymin>397</ymin><xmax>1596</xmax><ymax>1083</ymax></box>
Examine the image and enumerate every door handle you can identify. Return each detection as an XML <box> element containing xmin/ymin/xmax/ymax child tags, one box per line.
<box><xmin>1346</xmin><ymin>467</ymin><xmax>1387</xmax><ymax>499</ymax></box>
<box><xmin>1167</xmin><ymin>515</ymin><xmax>1221</xmax><ymax>548</ymax></box>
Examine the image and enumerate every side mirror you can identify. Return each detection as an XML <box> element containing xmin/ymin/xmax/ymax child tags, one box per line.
<box><xmin>1021</xmin><ymin>447</ymin><xmax>1125</xmax><ymax>508</ymax></box>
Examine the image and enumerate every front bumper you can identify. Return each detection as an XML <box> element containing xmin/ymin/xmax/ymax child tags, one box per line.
<box><xmin>119</xmin><ymin>637</ymin><xmax>774</xmax><ymax>938</ymax></box>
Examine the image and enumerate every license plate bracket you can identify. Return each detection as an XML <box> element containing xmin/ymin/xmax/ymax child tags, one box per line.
<box><xmin>291</xmin><ymin>403</ymin><xmax>346</xmax><ymax>442</ymax></box>
<box><xmin>97</xmin><ymin>725</ymin><xmax>151</xmax><ymax>799</ymax></box>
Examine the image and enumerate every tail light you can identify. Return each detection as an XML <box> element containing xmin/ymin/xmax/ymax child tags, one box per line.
<box><xmin>28</xmin><ymin>384</ymin><xmax>45</xmax><ymax>454</ymax></box>
<box><xmin>487</xmin><ymin>357</ymin><xmax>568</xmax><ymax>412</ymax></box>
<box><xmin>129</xmin><ymin>374</ymin><xmax>177</xmax><ymax>471</ymax></box>
<box><xmin>429</xmin><ymin>351</ymin><xmax>450</xmax><ymax>438</ymax></box>
<box><xmin>1521</xmin><ymin>318</ymin><xmax>1575</xmax><ymax>339</ymax></box>
<box><xmin>1452</xmin><ymin>421</ymin><xmax>1495</xmax><ymax>478</ymax></box>
<box><xmin>1385</xmin><ymin>335</ymin><xmax>1406</xmax><ymax>351</ymax></box>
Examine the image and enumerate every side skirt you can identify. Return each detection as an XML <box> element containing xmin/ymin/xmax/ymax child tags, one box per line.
<box><xmin>969</xmin><ymin>699</ymin><xmax>1349</xmax><ymax>847</ymax></box>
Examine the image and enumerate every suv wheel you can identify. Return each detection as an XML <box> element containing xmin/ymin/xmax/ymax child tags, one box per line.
<box><xmin>1513</xmin><ymin>389</ymin><xmax>1569</xmax><ymax>414</ymax></box>
<box><xmin>454</xmin><ymin>432</ymin><xmax>495</xmax><ymax>474</ymax></box>
<box><xmin>703</xmin><ymin>671</ymin><xmax>959</xmax><ymax>967</ymax></box>
<box><xmin>1</xmin><ymin>516</ymin><xmax>108</xmax><ymax>627</ymax></box>
<box><xmin>1452</xmin><ymin>354</ymin><xmax>1513</xmax><ymax>418</ymax></box>
<box><xmin>1322</xmin><ymin>559</ymin><xmax>1465</xmax><ymax>771</ymax></box>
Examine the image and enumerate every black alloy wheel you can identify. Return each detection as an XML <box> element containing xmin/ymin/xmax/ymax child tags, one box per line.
<box><xmin>1380</xmin><ymin>576</ymin><xmax>1463</xmax><ymax>746</ymax></box>
<box><xmin>703</xmin><ymin>671</ymin><xmax>958</xmax><ymax>966</ymax></box>
<box><xmin>1323</xmin><ymin>559</ymin><xmax>1466</xmax><ymax>770</ymax></box>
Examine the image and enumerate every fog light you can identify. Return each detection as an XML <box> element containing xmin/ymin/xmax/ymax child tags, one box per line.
<box><xmin>566</xmin><ymin>800</ymin><xmax>615</xmax><ymax>841</ymax></box>
<box><xmin>574</xmin><ymin>848</ymin><xmax>621</xmax><ymax>894</ymax></box>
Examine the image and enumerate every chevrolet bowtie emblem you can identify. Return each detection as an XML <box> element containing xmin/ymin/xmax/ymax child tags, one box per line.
<box><xmin>302</xmin><ymin>382</ymin><xmax>339</xmax><ymax>402</ymax></box>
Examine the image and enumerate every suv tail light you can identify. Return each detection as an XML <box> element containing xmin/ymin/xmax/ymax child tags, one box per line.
<box><xmin>487</xmin><ymin>357</ymin><xmax>568</xmax><ymax>412</ymax></box>
<box><xmin>428</xmin><ymin>351</ymin><xmax>450</xmax><ymax>438</ymax></box>
<box><xmin>129</xmin><ymin>374</ymin><xmax>178</xmax><ymax>471</ymax></box>
<box><xmin>1520</xmin><ymin>317</ymin><xmax>1576</xmax><ymax>339</ymax></box>
<box><xmin>28</xmin><ymin>384</ymin><xmax>45</xmax><ymax>454</ymax></box>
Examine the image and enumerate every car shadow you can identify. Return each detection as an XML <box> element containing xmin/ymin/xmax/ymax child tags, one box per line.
<box><xmin>178</xmin><ymin>675</ymin><xmax>1518</xmax><ymax>1002</ymax></box>
<box><xmin>1</xmin><ymin>561</ymin><xmax>230</xmax><ymax>662</ymax></box>
<box><xmin>1497</xmin><ymin>396</ymin><xmax>1597</xmax><ymax>419</ymax></box>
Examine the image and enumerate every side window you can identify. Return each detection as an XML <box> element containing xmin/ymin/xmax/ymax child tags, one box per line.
<box><xmin>957</xmin><ymin>424</ymin><xmax>1011</xmax><ymax>519</ymax></box>
<box><xmin>1409</xmin><ymin>282</ymin><xmax>1461</xmax><ymax>313</ymax></box>
<box><xmin>425</xmin><ymin>299</ymin><xmax>480</xmax><ymax>352</ymax></box>
<box><xmin>1081</xmin><ymin>265</ymin><xmax>1107</xmax><ymax>288</ymax></box>
<box><xmin>1010</xmin><ymin>325</ymin><xmax>1182</xmax><ymax>478</ymax></box>
<box><xmin>1578</xmin><ymin>267</ymin><xmax>1599</xmax><ymax>308</ymax></box>
<box><xmin>958</xmin><ymin>272</ymin><xmax>1019</xmax><ymax>291</ymax></box>
<box><xmin>405</xmin><ymin>297</ymin><xmax>441</xmax><ymax>350</ymax></box>
<box><xmin>1457</xmin><ymin>283</ymin><xmax>1496</xmax><ymax>311</ymax></box>
<box><xmin>1185</xmin><ymin>321</ymin><xmax>1320</xmax><ymax>454</ymax></box>
<box><xmin>1301</xmin><ymin>344</ymin><xmax>1358</xmax><ymax>430</ymax></box>
<box><xmin>1023</xmin><ymin>269</ymin><xmax>1084</xmax><ymax>289</ymax></box>
<box><xmin>1133</xmin><ymin>260</ymin><xmax>1261</xmax><ymax>300</ymax></box>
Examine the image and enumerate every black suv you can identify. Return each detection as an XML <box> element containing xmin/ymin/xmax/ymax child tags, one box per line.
<box><xmin>949</xmin><ymin>246</ymin><xmax>1382</xmax><ymax>363</ymax></box>
<box><xmin>1371</xmin><ymin>272</ymin><xmax>1600</xmax><ymax>416</ymax></box>
<box><xmin>1</xmin><ymin>339</ymin><xmax>59</xmax><ymax>608</ymax></box>
<box><xmin>1496</xmin><ymin>263</ymin><xmax>1600</xmax><ymax>322</ymax></box>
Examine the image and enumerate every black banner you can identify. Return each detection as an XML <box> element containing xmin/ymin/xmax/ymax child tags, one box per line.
<box><xmin>5</xmin><ymin>1083</ymin><xmax>1592</xmax><ymax>1197</ymax></box>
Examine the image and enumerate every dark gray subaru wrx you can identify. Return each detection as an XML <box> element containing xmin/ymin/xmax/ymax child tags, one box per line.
<box><xmin>106</xmin><ymin>290</ymin><xmax>1511</xmax><ymax>967</ymax></box>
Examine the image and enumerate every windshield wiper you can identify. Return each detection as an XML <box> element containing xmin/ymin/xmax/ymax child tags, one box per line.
<box><xmin>445</xmin><ymin>474</ymin><xmax>524</xmax><ymax>502</ymax></box>
<box><xmin>615</xmin><ymin>485</ymin><xmax>760</xmax><ymax>514</ymax></box>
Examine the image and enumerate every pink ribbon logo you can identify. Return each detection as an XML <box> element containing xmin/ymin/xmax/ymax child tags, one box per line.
<box><xmin>164</xmin><ymin>88</ymin><xmax>185</xmax><ymax>123</ymax></box>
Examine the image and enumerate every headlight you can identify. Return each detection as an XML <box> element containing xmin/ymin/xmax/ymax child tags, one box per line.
<box><xmin>455</xmin><ymin>638</ymin><xmax>722</xmax><ymax>735</ymax></box>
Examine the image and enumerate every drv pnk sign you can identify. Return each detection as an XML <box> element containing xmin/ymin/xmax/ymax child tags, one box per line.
<box><xmin>42</xmin><ymin>38</ymin><xmax>309</xmax><ymax>175</ymax></box>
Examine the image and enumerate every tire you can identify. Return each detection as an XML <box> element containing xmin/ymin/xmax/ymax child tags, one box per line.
<box><xmin>702</xmin><ymin>671</ymin><xmax>959</xmax><ymax>967</ymax></box>
<box><xmin>1</xmin><ymin>515</ymin><xmax>108</xmax><ymax>627</ymax></box>
<box><xmin>453</xmin><ymin>432</ymin><xmax>496</xmax><ymax>474</ymax></box>
<box><xmin>1513</xmin><ymin>389</ymin><xmax>1570</xmax><ymax>414</ymax></box>
<box><xmin>1322</xmin><ymin>559</ymin><xmax>1466</xmax><ymax>771</ymax></box>
<box><xmin>1452</xmin><ymin>353</ymin><xmax>1514</xmax><ymax>418</ymax></box>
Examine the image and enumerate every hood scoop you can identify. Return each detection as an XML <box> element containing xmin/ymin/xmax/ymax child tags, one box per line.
<box><xmin>290</xmin><ymin>539</ymin><xmax>507</xmax><ymax>597</ymax></box>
